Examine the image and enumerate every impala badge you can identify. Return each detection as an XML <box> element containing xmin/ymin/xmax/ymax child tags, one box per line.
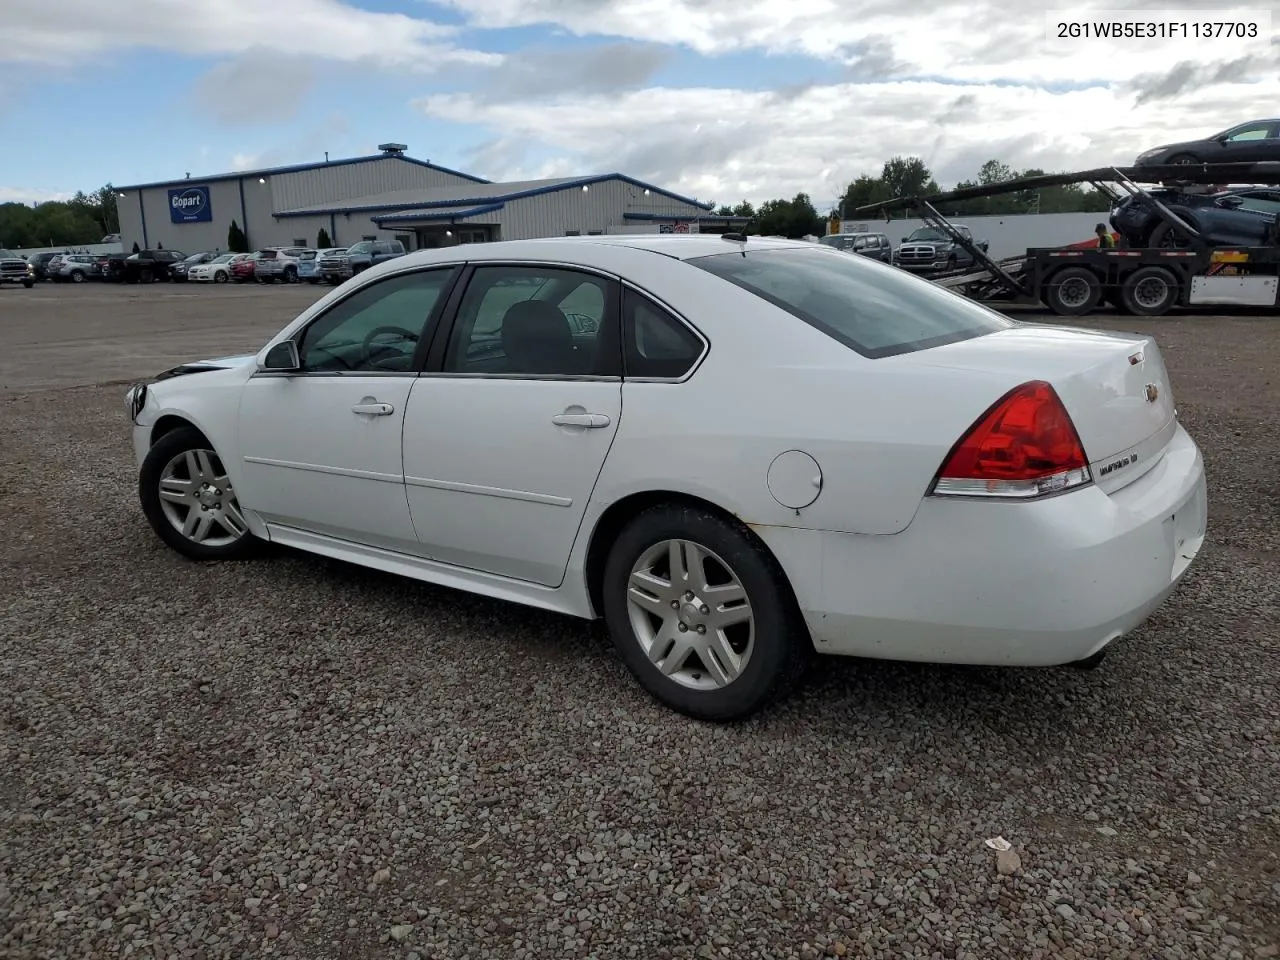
<box><xmin>1145</xmin><ymin>383</ymin><xmax>1159</xmax><ymax>402</ymax></box>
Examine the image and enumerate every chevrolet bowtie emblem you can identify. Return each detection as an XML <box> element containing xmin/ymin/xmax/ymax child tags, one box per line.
<box><xmin>1145</xmin><ymin>383</ymin><xmax>1159</xmax><ymax>402</ymax></box>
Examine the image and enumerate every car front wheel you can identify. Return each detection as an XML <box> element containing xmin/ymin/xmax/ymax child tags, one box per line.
<box><xmin>601</xmin><ymin>503</ymin><xmax>808</xmax><ymax>721</ymax></box>
<box><xmin>139</xmin><ymin>426</ymin><xmax>259</xmax><ymax>561</ymax></box>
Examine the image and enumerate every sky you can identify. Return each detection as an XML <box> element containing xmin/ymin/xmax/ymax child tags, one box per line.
<box><xmin>1</xmin><ymin>0</ymin><xmax>1277</xmax><ymax>211</ymax></box>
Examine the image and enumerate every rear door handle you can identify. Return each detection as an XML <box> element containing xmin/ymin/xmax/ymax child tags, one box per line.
<box><xmin>352</xmin><ymin>401</ymin><xmax>394</xmax><ymax>416</ymax></box>
<box><xmin>552</xmin><ymin>413</ymin><xmax>611</xmax><ymax>428</ymax></box>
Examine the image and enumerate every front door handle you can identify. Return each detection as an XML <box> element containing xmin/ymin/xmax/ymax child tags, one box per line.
<box><xmin>552</xmin><ymin>413</ymin><xmax>611</xmax><ymax>428</ymax></box>
<box><xmin>352</xmin><ymin>401</ymin><xmax>394</xmax><ymax>416</ymax></box>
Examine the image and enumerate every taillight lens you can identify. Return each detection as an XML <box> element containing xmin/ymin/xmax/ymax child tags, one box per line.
<box><xmin>931</xmin><ymin>380</ymin><xmax>1092</xmax><ymax>499</ymax></box>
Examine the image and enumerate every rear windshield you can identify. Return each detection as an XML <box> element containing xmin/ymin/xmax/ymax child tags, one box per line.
<box><xmin>257</xmin><ymin>249</ymin><xmax>278</xmax><ymax>259</ymax></box>
<box><xmin>299</xmin><ymin>251</ymin><xmax>317</xmax><ymax>260</ymax></box>
<box><xmin>687</xmin><ymin>247</ymin><xmax>1015</xmax><ymax>359</ymax></box>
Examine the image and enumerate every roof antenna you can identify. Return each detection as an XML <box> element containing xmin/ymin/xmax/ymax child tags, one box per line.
<box><xmin>325</xmin><ymin>151</ymin><xmax>329</xmax><ymax>162</ymax></box>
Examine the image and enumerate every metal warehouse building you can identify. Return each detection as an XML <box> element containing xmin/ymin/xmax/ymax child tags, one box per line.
<box><xmin>114</xmin><ymin>143</ymin><xmax>741</xmax><ymax>254</ymax></box>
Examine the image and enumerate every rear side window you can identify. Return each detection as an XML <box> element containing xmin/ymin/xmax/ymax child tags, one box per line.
<box><xmin>623</xmin><ymin>289</ymin><xmax>704</xmax><ymax>379</ymax></box>
<box><xmin>687</xmin><ymin>247</ymin><xmax>1014</xmax><ymax>359</ymax></box>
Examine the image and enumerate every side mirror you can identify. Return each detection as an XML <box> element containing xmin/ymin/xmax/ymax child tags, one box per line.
<box><xmin>260</xmin><ymin>340</ymin><xmax>301</xmax><ymax>372</ymax></box>
<box><xmin>1219</xmin><ymin>195</ymin><xmax>1244</xmax><ymax>208</ymax></box>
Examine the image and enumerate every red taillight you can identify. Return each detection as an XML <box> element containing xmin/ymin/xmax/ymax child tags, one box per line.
<box><xmin>932</xmin><ymin>381</ymin><xmax>1092</xmax><ymax>499</ymax></box>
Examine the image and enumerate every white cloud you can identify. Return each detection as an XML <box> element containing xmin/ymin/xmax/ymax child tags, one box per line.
<box><xmin>429</xmin><ymin>0</ymin><xmax>1274</xmax><ymax>84</ymax></box>
<box><xmin>416</xmin><ymin>75</ymin><xmax>1280</xmax><ymax>205</ymax></box>
<box><xmin>3</xmin><ymin>0</ymin><xmax>500</xmax><ymax>69</ymax></box>
<box><xmin>0</xmin><ymin>187</ymin><xmax>73</xmax><ymax>204</ymax></box>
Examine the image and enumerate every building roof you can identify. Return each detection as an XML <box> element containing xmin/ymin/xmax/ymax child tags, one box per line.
<box><xmin>115</xmin><ymin>152</ymin><xmax>490</xmax><ymax>192</ymax></box>
<box><xmin>276</xmin><ymin>173</ymin><xmax>713</xmax><ymax>220</ymax></box>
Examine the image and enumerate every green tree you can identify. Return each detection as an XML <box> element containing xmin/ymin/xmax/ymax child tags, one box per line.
<box><xmin>228</xmin><ymin>220</ymin><xmax>249</xmax><ymax>253</ymax></box>
<box><xmin>317</xmin><ymin>226</ymin><xmax>333</xmax><ymax>248</ymax></box>
<box><xmin>753</xmin><ymin>193</ymin><xmax>823</xmax><ymax>238</ymax></box>
<box><xmin>132</xmin><ymin>241</ymin><xmax>141</xmax><ymax>253</ymax></box>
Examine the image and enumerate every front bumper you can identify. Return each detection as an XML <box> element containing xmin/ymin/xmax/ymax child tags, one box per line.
<box><xmin>756</xmin><ymin>424</ymin><xmax>1207</xmax><ymax>667</ymax></box>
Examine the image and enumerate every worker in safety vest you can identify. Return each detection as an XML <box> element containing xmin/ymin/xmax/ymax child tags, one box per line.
<box><xmin>1095</xmin><ymin>223</ymin><xmax>1116</xmax><ymax>248</ymax></box>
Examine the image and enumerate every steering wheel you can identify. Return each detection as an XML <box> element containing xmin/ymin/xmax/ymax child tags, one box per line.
<box><xmin>361</xmin><ymin>325</ymin><xmax>419</xmax><ymax>365</ymax></box>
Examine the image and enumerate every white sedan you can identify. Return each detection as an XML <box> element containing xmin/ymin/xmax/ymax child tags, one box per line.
<box><xmin>188</xmin><ymin>253</ymin><xmax>247</xmax><ymax>283</ymax></box>
<box><xmin>122</xmin><ymin>235</ymin><xmax>1207</xmax><ymax>720</ymax></box>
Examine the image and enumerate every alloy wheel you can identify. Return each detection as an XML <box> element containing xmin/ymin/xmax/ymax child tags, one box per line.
<box><xmin>157</xmin><ymin>449</ymin><xmax>248</xmax><ymax>547</ymax></box>
<box><xmin>625</xmin><ymin>538</ymin><xmax>755</xmax><ymax>690</ymax></box>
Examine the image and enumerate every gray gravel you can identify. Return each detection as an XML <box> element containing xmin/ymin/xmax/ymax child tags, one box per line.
<box><xmin>2</xmin><ymin>292</ymin><xmax>1279</xmax><ymax>959</ymax></box>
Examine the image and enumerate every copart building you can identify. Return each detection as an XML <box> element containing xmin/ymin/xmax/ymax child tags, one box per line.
<box><xmin>114</xmin><ymin>143</ymin><xmax>743</xmax><ymax>253</ymax></box>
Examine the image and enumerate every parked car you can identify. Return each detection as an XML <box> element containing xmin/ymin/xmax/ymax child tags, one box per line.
<box><xmin>230</xmin><ymin>254</ymin><xmax>258</xmax><ymax>283</ymax></box>
<box><xmin>51</xmin><ymin>253</ymin><xmax>102</xmax><ymax>283</ymax></box>
<box><xmin>170</xmin><ymin>252</ymin><xmax>219</xmax><ymax>281</ymax></box>
<box><xmin>189</xmin><ymin>253</ymin><xmax>249</xmax><ymax>284</ymax></box>
<box><xmin>254</xmin><ymin>247</ymin><xmax>308</xmax><ymax>283</ymax></box>
<box><xmin>121</xmin><ymin>235</ymin><xmax>1206</xmax><ymax>721</ymax></box>
<box><xmin>1111</xmin><ymin>185</ymin><xmax>1280</xmax><ymax>248</ymax></box>
<box><xmin>819</xmin><ymin>232</ymin><xmax>892</xmax><ymax>262</ymax></box>
<box><xmin>27</xmin><ymin>252</ymin><xmax>60</xmax><ymax>281</ymax></box>
<box><xmin>102</xmin><ymin>249</ymin><xmax>187</xmax><ymax>283</ymax></box>
<box><xmin>298</xmin><ymin>248</ymin><xmax>345</xmax><ymax>283</ymax></box>
<box><xmin>1134</xmin><ymin>118</ymin><xmax>1280</xmax><ymax>166</ymax></box>
<box><xmin>0</xmin><ymin>249</ymin><xmax>34</xmax><ymax>287</ymax></box>
<box><xmin>319</xmin><ymin>239</ymin><xmax>406</xmax><ymax>283</ymax></box>
<box><xmin>892</xmin><ymin>224</ymin><xmax>988</xmax><ymax>274</ymax></box>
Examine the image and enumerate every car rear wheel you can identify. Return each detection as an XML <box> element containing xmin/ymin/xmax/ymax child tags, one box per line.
<box><xmin>70</xmin><ymin>270</ymin><xmax>85</xmax><ymax>283</ymax></box>
<box><xmin>284</xmin><ymin>266</ymin><xmax>298</xmax><ymax>283</ymax></box>
<box><xmin>601</xmin><ymin>503</ymin><xmax>809</xmax><ymax>721</ymax></box>
<box><xmin>1044</xmin><ymin>266</ymin><xmax>1101</xmax><ymax>316</ymax></box>
<box><xmin>214</xmin><ymin>271</ymin><xmax>228</xmax><ymax>283</ymax></box>
<box><xmin>139</xmin><ymin>427</ymin><xmax>260</xmax><ymax>562</ymax></box>
<box><xmin>1121</xmin><ymin>265</ymin><xmax>1179</xmax><ymax>317</ymax></box>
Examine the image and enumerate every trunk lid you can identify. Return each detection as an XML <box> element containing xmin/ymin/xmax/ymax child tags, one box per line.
<box><xmin>902</xmin><ymin>324</ymin><xmax>1177</xmax><ymax>494</ymax></box>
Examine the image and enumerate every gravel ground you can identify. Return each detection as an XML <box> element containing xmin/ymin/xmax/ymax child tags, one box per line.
<box><xmin>1</xmin><ymin>294</ymin><xmax>1278</xmax><ymax>959</ymax></box>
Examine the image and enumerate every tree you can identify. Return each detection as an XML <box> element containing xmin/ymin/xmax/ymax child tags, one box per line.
<box><xmin>228</xmin><ymin>220</ymin><xmax>249</xmax><ymax>253</ymax></box>
<box><xmin>880</xmin><ymin>156</ymin><xmax>938</xmax><ymax>199</ymax></box>
<box><xmin>754</xmin><ymin>193</ymin><xmax>823</xmax><ymax>238</ymax></box>
<box><xmin>132</xmin><ymin>241</ymin><xmax>141</xmax><ymax>253</ymax></box>
<box><xmin>317</xmin><ymin>226</ymin><xmax>333</xmax><ymax>248</ymax></box>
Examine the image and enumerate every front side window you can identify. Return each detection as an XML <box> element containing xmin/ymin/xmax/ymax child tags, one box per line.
<box><xmin>688</xmin><ymin>247</ymin><xmax>1015</xmax><ymax>359</ymax></box>
<box><xmin>297</xmin><ymin>268</ymin><xmax>455</xmax><ymax>374</ymax></box>
<box><xmin>442</xmin><ymin>265</ymin><xmax>619</xmax><ymax>377</ymax></box>
<box><xmin>1233</xmin><ymin>192</ymin><xmax>1280</xmax><ymax>215</ymax></box>
<box><xmin>1225</xmin><ymin>123</ymin><xmax>1273</xmax><ymax>142</ymax></box>
<box><xmin>348</xmin><ymin>242</ymin><xmax>373</xmax><ymax>255</ymax></box>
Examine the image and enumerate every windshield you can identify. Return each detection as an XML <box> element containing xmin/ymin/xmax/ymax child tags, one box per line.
<box><xmin>208</xmin><ymin>254</ymin><xmax>234</xmax><ymax>263</ymax></box>
<box><xmin>183</xmin><ymin>254</ymin><xmax>206</xmax><ymax>263</ymax></box>
<box><xmin>347</xmin><ymin>242</ymin><xmax>373</xmax><ymax>254</ymax></box>
<box><xmin>687</xmin><ymin>246</ymin><xmax>1014</xmax><ymax>359</ymax></box>
<box><xmin>906</xmin><ymin>228</ymin><xmax>947</xmax><ymax>241</ymax></box>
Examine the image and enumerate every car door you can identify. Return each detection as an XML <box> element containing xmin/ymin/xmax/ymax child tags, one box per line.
<box><xmin>236</xmin><ymin>265</ymin><xmax>461</xmax><ymax>552</ymax></box>
<box><xmin>1218</xmin><ymin>120</ymin><xmax>1280</xmax><ymax>161</ymax></box>
<box><xmin>402</xmin><ymin>262</ymin><xmax>623</xmax><ymax>587</ymax></box>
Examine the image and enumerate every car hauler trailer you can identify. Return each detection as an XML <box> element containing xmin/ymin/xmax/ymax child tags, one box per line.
<box><xmin>851</xmin><ymin>161</ymin><xmax>1280</xmax><ymax>317</ymax></box>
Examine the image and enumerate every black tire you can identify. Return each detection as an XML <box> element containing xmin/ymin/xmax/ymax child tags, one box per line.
<box><xmin>22</xmin><ymin>279</ymin><xmax>33</xmax><ymax>289</ymax></box>
<box><xmin>139</xmin><ymin>268</ymin><xmax>153</xmax><ymax>283</ymax></box>
<box><xmin>600</xmin><ymin>503</ymin><xmax>809</xmax><ymax>721</ymax></box>
<box><xmin>70</xmin><ymin>270</ymin><xmax>85</xmax><ymax>283</ymax></box>
<box><xmin>214</xmin><ymin>271</ymin><xmax>228</xmax><ymax>284</ymax></box>
<box><xmin>139</xmin><ymin>426</ymin><xmax>260</xmax><ymax>562</ymax></box>
<box><xmin>284</xmin><ymin>266</ymin><xmax>298</xmax><ymax>283</ymax></box>
<box><xmin>1121</xmin><ymin>265</ymin><xmax>1179</xmax><ymax>317</ymax></box>
<box><xmin>1148</xmin><ymin>221</ymin><xmax>1196</xmax><ymax>249</ymax></box>
<box><xmin>1044</xmin><ymin>265</ymin><xmax>1102</xmax><ymax>317</ymax></box>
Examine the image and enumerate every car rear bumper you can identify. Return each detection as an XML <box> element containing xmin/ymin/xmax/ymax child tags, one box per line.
<box><xmin>757</xmin><ymin>423</ymin><xmax>1207</xmax><ymax>666</ymax></box>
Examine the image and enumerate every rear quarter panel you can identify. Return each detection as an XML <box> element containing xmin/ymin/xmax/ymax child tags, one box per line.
<box><xmin>585</xmin><ymin>251</ymin><xmax>1018</xmax><ymax>536</ymax></box>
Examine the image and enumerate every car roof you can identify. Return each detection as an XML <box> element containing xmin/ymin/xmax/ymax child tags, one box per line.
<box><xmin>445</xmin><ymin>234</ymin><xmax>812</xmax><ymax>262</ymax></box>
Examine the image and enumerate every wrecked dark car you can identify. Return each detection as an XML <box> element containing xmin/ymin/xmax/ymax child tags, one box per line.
<box><xmin>1110</xmin><ymin>186</ymin><xmax>1280</xmax><ymax>248</ymax></box>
